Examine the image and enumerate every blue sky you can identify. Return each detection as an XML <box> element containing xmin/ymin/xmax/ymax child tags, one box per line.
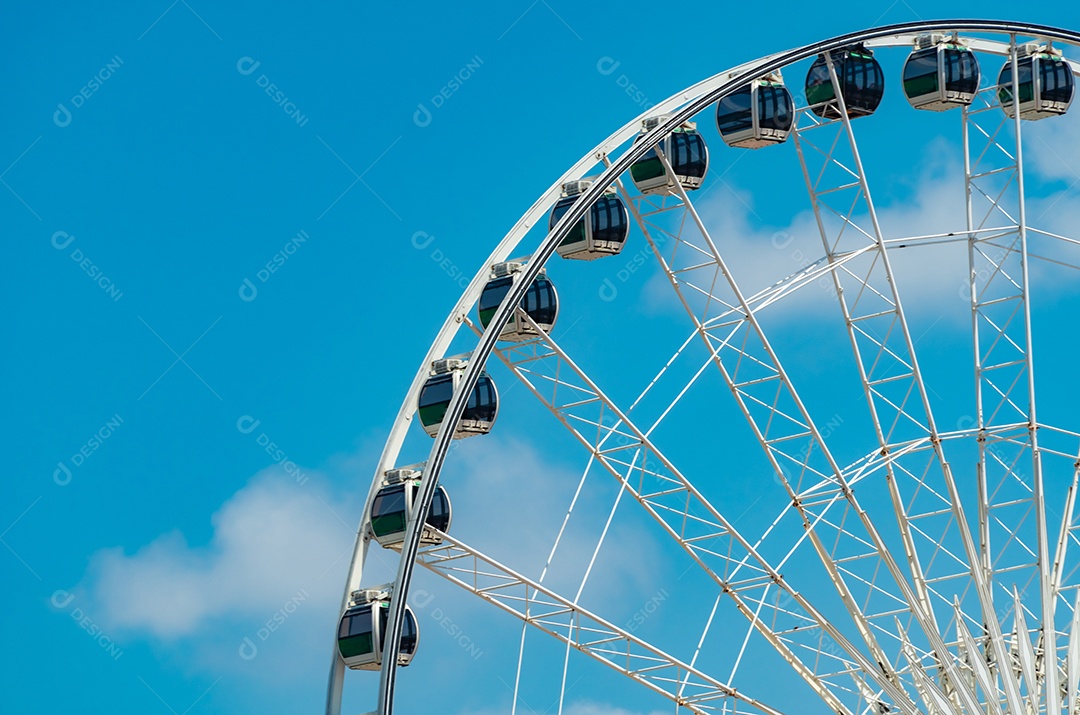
<box><xmin>8</xmin><ymin>2</ymin><xmax>1080</xmax><ymax>714</ymax></box>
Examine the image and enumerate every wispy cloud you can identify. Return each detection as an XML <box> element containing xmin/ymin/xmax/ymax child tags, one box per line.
<box><xmin>80</xmin><ymin>468</ymin><xmax>358</xmax><ymax>639</ymax></box>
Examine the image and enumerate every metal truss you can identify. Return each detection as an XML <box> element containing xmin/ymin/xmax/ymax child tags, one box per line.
<box><xmin>784</xmin><ymin>48</ymin><xmax>1079</xmax><ymax>715</ymax></box>
<box><xmin>472</xmin><ymin>313</ymin><xmax>881</xmax><ymax>715</ymax></box>
<box><xmin>960</xmin><ymin>41</ymin><xmax>1058</xmax><ymax>715</ymax></box>
<box><xmin>625</xmin><ymin>135</ymin><xmax>978</xmax><ymax>702</ymax></box>
<box><xmin>326</xmin><ymin>22</ymin><xmax>1080</xmax><ymax>715</ymax></box>
<box><xmin>624</xmin><ymin>178</ymin><xmax>964</xmax><ymax>715</ymax></box>
<box><xmin>415</xmin><ymin>531</ymin><xmax>783</xmax><ymax>715</ymax></box>
<box><xmin>785</xmin><ymin>54</ymin><xmax>1006</xmax><ymax>715</ymax></box>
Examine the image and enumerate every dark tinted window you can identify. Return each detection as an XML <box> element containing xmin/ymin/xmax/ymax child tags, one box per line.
<box><xmin>671</xmin><ymin>132</ymin><xmax>707</xmax><ymax>179</ymax></box>
<box><xmin>478</xmin><ymin>277</ymin><xmax>513</xmax><ymax>328</ymax></box>
<box><xmin>717</xmin><ymin>87</ymin><xmax>754</xmax><ymax>135</ymax></box>
<box><xmin>550</xmin><ymin>195</ymin><xmax>588</xmax><ymax>247</ymax></box>
<box><xmin>371</xmin><ymin>484</ymin><xmax>407</xmax><ymax>537</ymax></box>
<box><xmin>464</xmin><ymin>373</ymin><xmax>497</xmax><ymax>422</ymax></box>
<box><xmin>419</xmin><ymin>375</ymin><xmax>453</xmax><ymax>409</ymax></box>
<box><xmin>418</xmin><ymin>374</ymin><xmax>454</xmax><ymax>427</ymax></box>
<box><xmin>805</xmin><ymin>55</ymin><xmax>836</xmax><ymax>108</ymax></box>
<box><xmin>401</xmin><ymin>609</ymin><xmax>418</xmax><ymax>654</ymax></box>
<box><xmin>591</xmin><ymin>195</ymin><xmax>628</xmax><ymax>244</ymax></box>
<box><xmin>523</xmin><ymin>275</ymin><xmax>558</xmax><ymax>325</ymax></box>
<box><xmin>999</xmin><ymin>57</ymin><xmax>1036</xmax><ymax>106</ymax></box>
<box><xmin>903</xmin><ymin>48</ymin><xmax>939</xmax><ymax>97</ymax></box>
<box><xmin>340</xmin><ymin>607</ymin><xmax>374</xmax><ymax>639</ymax></box>
<box><xmin>1018</xmin><ymin>60</ymin><xmax>1034</xmax><ymax>103</ymax></box>
<box><xmin>1040</xmin><ymin>57</ymin><xmax>1074</xmax><ymax>104</ymax></box>
<box><xmin>758</xmin><ymin>84</ymin><xmax>793</xmax><ymax>131</ymax></box>
<box><xmin>376</xmin><ymin>605</ymin><xmax>418</xmax><ymax>656</ymax></box>
<box><xmin>843</xmin><ymin>53</ymin><xmax>884</xmax><ymax>110</ymax></box>
<box><xmin>549</xmin><ymin>197</ymin><xmax>573</xmax><ymax>229</ymax></box>
<box><xmin>428</xmin><ymin>485</ymin><xmax>451</xmax><ymax>532</ymax></box>
<box><xmin>943</xmin><ymin>48</ymin><xmax>979</xmax><ymax>94</ymax></box>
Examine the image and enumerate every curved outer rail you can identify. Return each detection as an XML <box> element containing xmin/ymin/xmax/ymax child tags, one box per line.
<box><xmin>324</xmin><ymin>19</ymin><xmax>1080</xmax><ymax>715</ymax></box>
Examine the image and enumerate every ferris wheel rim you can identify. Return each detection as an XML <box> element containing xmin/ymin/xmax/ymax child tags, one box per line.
<box><xmin>326</xmin><ymin>19</ymin><xmax>1080</xmax><ymax>715</ymax></box>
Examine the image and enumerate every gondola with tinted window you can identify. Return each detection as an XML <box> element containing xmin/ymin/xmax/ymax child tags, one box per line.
<box><xmin>805</xmin><ymin>45</ymin><xmax>885</xmax><ymax>119</ymax></box>
<box><xmin>548</xmin><ymin>180</ymin><xmax>629</xmax><ymax>260</ymax></box>
<box><xmin>478</xmin><ymin>261</ymin><xmax>559</xmax><ymax>339</ymax></box>
<box><xmin>716</xmin><ymin>73</ymin><xmax>794</xmax><ymax>148</ymax></box>
<box><xmin>369</xmin><ymin>466</ymin><xmax>452</xmax><ymax>549</ymax></box>
<box><xmin>417</xmin><ymin>358</ymin><xmax>498</xmax><ymax>438</ymax></box>
<box><xmin>337</xmin><ymin>589</ymin><xmax>419</xmax><ymax>670</ymax></box>
<box><xmin>998</xmin><ymin>43</ymin><xmax>1074</xmax><ymax>120</ymax></box>
<box><xmin>629</xmin><ymin>116</ymin><xmax>709</xmax><ymax>195</ymax></box>
<box><xmin>902</xmin><ymin>34</ymin><xmax>980</xmax><ymax>111</ymax></box>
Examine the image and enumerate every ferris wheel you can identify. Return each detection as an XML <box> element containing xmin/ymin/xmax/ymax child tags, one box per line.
<box><xmin>326</xmin><ymin>19</ymin><xmax>1080</xmax><ymax>715</ymax></box>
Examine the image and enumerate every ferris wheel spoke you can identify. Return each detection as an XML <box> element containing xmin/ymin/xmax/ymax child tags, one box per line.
<box><xmin>961</xmin><ymin>43</ymin><xmax>1064</xmax><ymax>715</ymax></box>
<box><xmin>614</xmin><ymin>140</ymin><xmax>965</xmax><ymax>715</ymax></box>
<box><xmin>415</xmin><ymin>532</ymin><xmax>785</xmax><ymax>715</ymax></box>
<box><xmin>326</xmin><ymin>25</ymin><xmax>1080</xmax><ymax>715</ymax></box>
<box><xmin>788</xmin><ymin>51</ymin><xmax>1045</xmax><ymax>715</ymax></box>
<box><xmin>470</xmin><ymin>313</ymin><xmax>909</xmax><ymax>715</ymax></box>
<box><xmin>1051</xmin><ymin>448</ymin><xmax>1080</xmax><ymax>602</ymax></box>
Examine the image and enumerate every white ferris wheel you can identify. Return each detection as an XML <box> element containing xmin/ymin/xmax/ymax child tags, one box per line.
<box><xmin>325</xmin><ymin>19</ymin><xmax>1080</xmax><ymax>715</ymax></box>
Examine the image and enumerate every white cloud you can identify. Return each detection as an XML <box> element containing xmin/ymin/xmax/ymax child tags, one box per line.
<box><xmin>77</xmin><ymin>431</ymin><xmax>664</xmax><ymax>666</ymax></box>
<box><xmin>81</xmin><ymin>467</ymin><xmax>359</xmax><ymax>639</ymax></box>
<box><xmin>441</xmin><ymin>435</ymin><xmax>665</xmax><ymax>609</ymax></box>
<box><xmin>564</xmin><ymin>703</ymin><xmax>670</xmax><ymax>715</ymax></box>
<box><xmin>462</xmin><ymin>701</ymin><xmax>670</xmax><ymax>715</ymax></box>
<box><xmin>633</xmin><ymin>137</ymin><xmax>1037</xmax><ymax>328</ymax></box>
<box><xmin>1027</xmin><ymin>110</ymin><xmax>1080</xmax><ymax>184</ymax></box>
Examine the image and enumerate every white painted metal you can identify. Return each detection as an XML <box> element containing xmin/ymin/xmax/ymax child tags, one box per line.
<box><xmin>322</xmin><ymin>20</ymin><xmax>1080</xmax><ymax>715</ymax></box>
<box><xmin>415</xmin><ymin>530</ymin><xmax>785</xmax><ymax>715</ymax></box>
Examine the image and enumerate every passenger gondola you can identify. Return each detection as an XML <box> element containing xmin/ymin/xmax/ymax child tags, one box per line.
<box><xmin>629</xmin><ymin>116</ymin><xmax>709</xmax><ymax>195</ymax></box>
<box><xmin>805</xmin><ymin>45</ymin><xmax>885</xmax><ymax>119</ymax></box>
<box><xmin>902</xmin><ymin>35</ymin><xmax>979</xmax><ymax>111</ymax></box>
<box><xmin>716</xmin><ymin>73</ymin><xmax>794</xmax><ymax>148</ymax></box>
<box><xmin>337</xmin><ymin>592</ymin><xmax>419</xmax><ymax>670</ymax></box>
<box><xmin>548</xmin><ymin>180</ymin><xmax>629</xmax><ymax>260</ymax></box>
<box><xmin>478</xmin><ymin>262</ymin><xmax>559</xmax><ymax>339</ymax></box>
<box><xmin>417</xmin><ymin>358</ymin><xmax>498</xmax><ymax>438</ymax></box>
<box><xmin>998</xmin><ymin>44</ymin><xmax>1074</xmax><ymax>120</ymax></box>
<box><xmin>369</xmin><ymin>467</ymin><xmax>452</xmax><ymax>549</ymax></box>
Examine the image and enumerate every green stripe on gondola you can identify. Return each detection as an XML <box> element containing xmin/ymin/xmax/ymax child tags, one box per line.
<box><xmin>904</xmin><ymin>74</ymin><xmax>939</xmax><ymax>97</ymax></box>
<box><xmin>478</xmin><ymin>306</ymin><xmax>497</xmax><ymax>328</ymax></box>
<box><xmin>559</xmin><ymin>220</ymin><xmax>587</xmax><ymax>247</ymax></box>
<box><xmin>418</xmin><ymin>402</ymin><xmax>448</xmax><ymax>427</ymax></box>
<box><xmin>998</xmin><ymin>83</ymin><xmax>1035</xmax><ymax>105</ymax></box>
<box><xmin>631</xmin><ymin>156</ymin><xmax>665</xmax><ymax>182</ymax></box>
<box><xmin>806</xmin><ymin>82</ymin><xmax>836</xmax><ymax>106</ymax></box>
<box><xmin>338</xmin><ymin>633</ymin><xmax>374</xmax><ymax>658</ymax></box>
<box><xmin>371</xmin><ymin>511</ymin><xmax>406</xmax><ymax>537</ymax></box>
